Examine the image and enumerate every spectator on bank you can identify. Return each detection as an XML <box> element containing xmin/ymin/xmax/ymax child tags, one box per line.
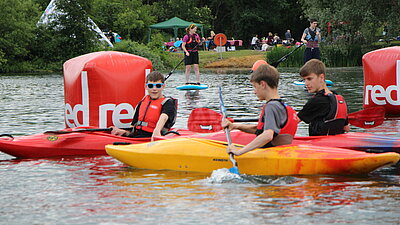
<box><xmin>266</xmin><ymin>32</ymin><xmax>274</xmax><ymax>45</ymax></box>
<box><xmin>284</xmin><ymin>30</ymin><xmax>294</xmax><ymax>45</ymax></box>
<box><xmin>251</xmin><ymin>34</ymin><xmax>260</xmax><ymax>50</ymax></box>
<box><xmin>273</xmin><ymin>33</ymin><xmax>281</xmax><ymax>45</ymax></box>
<box><xmin>207</xmin><ymin>31</ymin><xmax>216</xmax><ymax>51</ymax></box>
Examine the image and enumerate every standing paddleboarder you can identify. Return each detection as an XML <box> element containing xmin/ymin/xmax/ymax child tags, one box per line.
<box><xmin>301</xmin><ymin>19</ymin><xmax>321</xmax><ymax>63</ymax></box>
<box><xmin>182</xmin><ymin>24</ymin><xmax>201</xmax><ymax>85</ymax></box>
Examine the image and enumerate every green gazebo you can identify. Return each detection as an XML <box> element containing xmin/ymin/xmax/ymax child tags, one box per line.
<box><xmin>148</xmin><ymin>17</ymin><xmax>204</xmax><ymax>42</ymax></box>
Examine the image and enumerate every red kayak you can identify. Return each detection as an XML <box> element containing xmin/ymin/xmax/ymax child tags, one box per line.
<box><xmin>0</xmin><ymin>127</ymin><xmax>192</xmax><ymax>158</ymax></box>
<box><xmin>0</xmin><ymin>127</ymin><xmax>251</xmax><ymax>158</ymax></box>
<box><xmin>1</xmin><ymin>126</ymin><xmax>400</xmax><ymax>158</ymax></box>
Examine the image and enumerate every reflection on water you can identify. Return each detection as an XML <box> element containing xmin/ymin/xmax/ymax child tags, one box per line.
<box><xmin>1</xmin><ymin>69</ymin><xmax>400</xmax><ymax>224</ymax></box>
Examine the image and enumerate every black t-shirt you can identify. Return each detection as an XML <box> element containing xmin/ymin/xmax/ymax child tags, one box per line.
<box><xmin>298</xmin><ymin>90</ymin><xmax>344</xmax><ymax>136</ymax></box>
<box><xmin>129</xmin><ymin>97</ymin><xmax>177</xmax><ymax>137</ymax></box>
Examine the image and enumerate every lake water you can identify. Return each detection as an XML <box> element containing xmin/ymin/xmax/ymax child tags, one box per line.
<box><xmin>1</xmin><ymin>69</ymin><xmax>400</xmax><ymax>224</ymax></box>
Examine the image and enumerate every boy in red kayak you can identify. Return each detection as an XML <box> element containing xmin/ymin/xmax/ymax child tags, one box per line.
<box><xmin>297</xmin><ymin>59</ymin><xmax>350</xmax><ymax>136</ymax></box>
<box><xmin>222</xmin><ymin>61</ymin><xmax>299</xmax><ymax>156</ymax></box>
<box><xmin>110</xmin><ymin>71</ymin><xmax>177</xmax><ymax>141</ymax></box>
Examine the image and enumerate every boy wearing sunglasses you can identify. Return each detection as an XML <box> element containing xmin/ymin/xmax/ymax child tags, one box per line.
<box><xmin>110</xmin><ymin>71</ymin><xmax>177</xmax><ymax>141</ymax></box>
<box><xmin>222</xmin><ymin>61</ymin><xmax>299</xmax><ymax>156</ymax></box>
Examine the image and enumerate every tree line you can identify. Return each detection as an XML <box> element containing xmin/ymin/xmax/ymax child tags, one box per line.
<box><xmin>1</xmin><ymin>0</ymin><xmax>398</xmax><ymax>72</ymax></box>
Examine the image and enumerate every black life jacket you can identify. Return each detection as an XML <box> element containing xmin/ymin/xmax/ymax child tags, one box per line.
<box><xmin>307</xmin><ymin>28</ymin><xmax>317</xmax><ymax>41</ymax></box>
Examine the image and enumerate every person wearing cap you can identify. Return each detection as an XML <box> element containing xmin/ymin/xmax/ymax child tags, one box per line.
<box><xmin>182</xmin><ymin>24</ymin><xmax>202</xmax><ymax>85</ymax></box>
<box><xmin>110</xmin><ymin>71</ymin><xmax>177</xmax><ymax>141</ymax></box>
<box><xmin>222</xmin><ymin>61</ymin><xmax>299</xmax><ymax>156</ymax></box>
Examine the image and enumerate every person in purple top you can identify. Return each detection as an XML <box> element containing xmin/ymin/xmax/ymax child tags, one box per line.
<box><xmin>182</xmin><ymin>24</ymin><xmax>202</xmax><ymax>85</ymax></box>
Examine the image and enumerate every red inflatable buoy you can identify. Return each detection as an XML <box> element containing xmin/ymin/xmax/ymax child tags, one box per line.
<box><xmin>363</xmin><ymin>46</ymin><xmax>400</xmax><ymax>115</ymax></box>
<box><xmin>63</xmin><ymin>51</ymin><xmax>152</xmax><ymax>128</ymax></box>
<box><xmin>251</xmin><ymin>60</ymin><xmax>269</xmax><ymax>72</ymax></box>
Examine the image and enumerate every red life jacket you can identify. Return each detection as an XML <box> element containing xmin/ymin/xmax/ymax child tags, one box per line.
<box><xmin>185</xmin><ymin>34</ymin><xmax>200</xmax><ymax>51</ymax></box>
<box><xmin>255</xmin><ymin>100</ymin><xmax>298</xmax><ymax>137</ymax></box>
<box><xmin>134</xmin><ymin>95</ymin><xmax>173</xmax><ymax>133</ymax></box>
<box><xmin>325</xmin><ymin>93</ymin><xmax>348</xmax><ymax>123</ymax></box>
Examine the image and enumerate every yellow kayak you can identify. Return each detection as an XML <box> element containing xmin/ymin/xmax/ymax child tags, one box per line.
<box><xmin>106</xmin><ymin>138</ymin><xmax>400</xmax><ymax>176</ymax></box>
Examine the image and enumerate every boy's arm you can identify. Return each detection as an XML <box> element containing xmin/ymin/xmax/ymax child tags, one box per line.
<box><xmin>233</xmin><ymin>123</ymin><xmax>258</xmax><ymax>134</ymax></box>
<box><xmin>228</xmin><ymin>129</ymin><xmax>274</xmax><ymax>156</ymax></box>
<box><xmin>152</xmin><ymin>113</ymin><xmax>169</xmax><ymax>140</ymax></box>
<box><xmin>222</xmin><ymin>119</ymin><xmax>257</xmax><ymax>134</ymax></box>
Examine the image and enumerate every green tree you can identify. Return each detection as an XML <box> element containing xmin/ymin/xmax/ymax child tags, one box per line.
<box><xmin>147</xmin><ymin>0</ymin><xmax>213</xmax><ymax>38</ymax></box>
<box><xmin>0</xmin><ymin>0</ymin><xmax>40</xmax><ymax>69</ymax></box>
<box><xmin>300</xmin><ymin>0</ymin><xmax>400</xmax><ymax>44</ymax></box>
<box><xmin>33</xmin><ymin>0</ymin><xmax>102</xmax><ymax>64</ymax></box>
<box><xmin>91</xmin><ymin>0</ymin><xmax>156</xmax><ymax>41</ymax></box>
<box><xmin>200</xmin><ymin>0</ymin><xmax>306</xmax><ymax>45</ymax></box>
<box><xmin>299</xmin><ymin>0</ymin><xmax>400</xmax><ymax>66</ymax></box>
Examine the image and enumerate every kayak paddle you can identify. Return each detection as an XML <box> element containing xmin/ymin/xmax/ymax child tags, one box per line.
<box><xmin>187</xmin><ymin>108</ymin><xmax>258</xmax><ymax>133</ymax></box>
<box><xmin>165</xmin><ymin>41</ymin><xmax>202</xmax><ymax>81</ymax></box>
<box><xmin>218</xmin><ymin>87</ymin><xmax>240</xmax><ymax>175</ymax></box>
<box><xmin>187</xmin><ymin>106</ymin><xmax>386</xmax><ymax>132</ymax></box>
<box><xmin>270</xmin><ymin>43</ymin><xmax>304</xmax><ymax>67</ymax></box>
<box><xmin>348</xmin><ymin>106</ymin><xmax>385</xmax><ymax>128</ymax></box>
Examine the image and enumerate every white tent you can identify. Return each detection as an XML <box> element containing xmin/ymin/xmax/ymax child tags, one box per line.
<box><xmin>38</xmin><ymin>0</ymin><xmax>113</xmax><ymax>47</ymax></box>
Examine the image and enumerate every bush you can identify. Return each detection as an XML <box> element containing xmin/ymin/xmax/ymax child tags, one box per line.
<box><xmin>113</xmin><ymin>40</ymin><xmax>171</xmax><ymax>70</ymax></box>
<box><xmin>320</xmin><ymin>41</ymin><xmax>363</xmax><ymax>67</ymax></box>
<box><xmin>266</xmin><ymin>45</ymin><xmax>305</xmax><ymax>67</ymax></box>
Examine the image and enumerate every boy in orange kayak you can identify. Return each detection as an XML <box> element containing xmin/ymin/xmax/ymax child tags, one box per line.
<box><xmin>222</xmin><ymin>61</ymin><xmax>299</xmax><ymax>156</ymax></box>
<box><xmin>110</xmin><ymin>71</ymin><xmax>177</xmax><ymax>141</ymax></box>
<box><xmin>297</xmin><ymin>59</ymin><xmax>350</xmax><ymax>136</ymax></box>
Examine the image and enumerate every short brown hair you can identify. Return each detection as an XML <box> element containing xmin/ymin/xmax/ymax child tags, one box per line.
<box><xmin>250</xmin><ymin>64</ymin><xmax>280</xmax><ymax>88</ymax></box>
<box><xmin>146</xmin><ymin>71</ymin><xmax>165</xmax><ymax>83</ymax></box>
<box><xmin>299</xmin><ymin>59</ymin><xmax>326</xmax><ymax>77</ymax></box>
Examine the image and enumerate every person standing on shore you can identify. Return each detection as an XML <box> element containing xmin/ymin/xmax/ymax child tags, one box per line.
<box><xmin>301</xmin><ymin>19</ymin><xmax>321</xmax><ymax>63</ymax></box>
<box><xmin>182</xmin><ymin>24</ymin><xmax>202</xmax><ymax>85</ymax></box>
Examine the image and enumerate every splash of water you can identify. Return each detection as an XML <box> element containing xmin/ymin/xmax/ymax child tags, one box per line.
<box><xmin>204</xmin><ymin>168</ymin><xmax>301</xmax><ymax>185</ymax></box>
<box><xmin>206</xmin><ymin>168</ymin><xmax>247</xmax><ymax>184</ymax></box>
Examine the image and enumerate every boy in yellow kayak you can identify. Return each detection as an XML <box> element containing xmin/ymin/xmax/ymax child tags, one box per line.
<box><xmin>110</xmin><ymin>71</ymin><xmax>177</xmax><ymax>141</ymax></box>
<box><xmin>222</xmin><ymin>61</ymin><xmax>299</xmax><ymax>156</ymax></box>
<box><xmin>297</xmin><ymin>59</ymin><xmax>349</xmax><ymax>136</ymax></box>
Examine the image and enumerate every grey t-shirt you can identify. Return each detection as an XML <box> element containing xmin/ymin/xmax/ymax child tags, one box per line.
<box><xmin>262</xmin><ymin>100</ymin><xmax>288</xmax><ymax>135</ymax></box>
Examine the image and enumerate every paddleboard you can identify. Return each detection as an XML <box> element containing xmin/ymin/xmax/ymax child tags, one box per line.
<box><xmin>294</xmin><ymin>80</ymin><xmax>333</xmax><ymax>86</ymax></box>
<box><xmin>176</xmin><ymin>84</ymin><xmax>208</xmax><ymax>90</ymax></box>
